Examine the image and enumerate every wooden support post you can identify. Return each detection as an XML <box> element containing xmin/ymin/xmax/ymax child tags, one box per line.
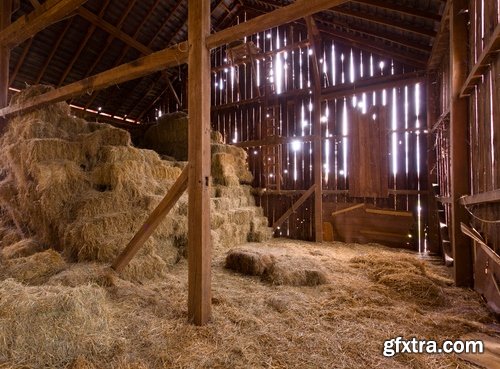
<box><xmin>450</xmin><ymin>0</ymin><xmax>472</xmax><ymax>287</ymax></box>
<box><xmin>0</xmin><ymin>0</ymin><xmax>11</xmax><ymax>112</ymax></box>
<box><xmin>111</xmin><ymin>167</ymin><xmax>188</xmax><ymax>272</ymax></box>
<box><xmin>305</xmin><ymin>16</ymin><xmax>323</xmax><ymax>242</ymax></box>
<box><xmin>187</xmin><ymin>0</ymin><xmax>212</xmax><ymax>326</ymax></box>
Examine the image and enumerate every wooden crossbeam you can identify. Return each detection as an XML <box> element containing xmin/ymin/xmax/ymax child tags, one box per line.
<box><xmin>76</xmin><ymin>7</ymin><xmax>152</xmax><ymax>56</ymax></box>
<box><xmin>460</xmin><ymin>23</ymin><xmax>500</xmax><ymax>97</ymax></box>
<box><xmin>0</xmin><ymin>0</ymin><xmax>88</xmax><ymax>48</ymax></box>
<box><xmin>272</xmin><ymin>185</ymin><xmax>316</xmax><ymax>230</ymax></box>
<box><xmin>1</xmin><ymin>0</ymin><xmax>347</xmax><ymax>118</ymax></box>
<box><xmin>58</xmin><ymin>0</ymin><xmax>112</xmax><ymax>86</ymax></box>
<box><xmin>0</xmin><ymin>44</ymin><xmax>187</xmax><ymax>117</ymax></box>
<box><xmin>460</xmin><ymin>189</ymin><xmax>500</xmax><ymax>206</ymax></box>
<box><xmin>111</xmin><ymin>166</ymin><xmax>188</xmax><ymax>272</ymax></box>
<box><xmin>206</xmin><ymin>0</ymin><xmax>349</xmax><ymax>49</ymax></box>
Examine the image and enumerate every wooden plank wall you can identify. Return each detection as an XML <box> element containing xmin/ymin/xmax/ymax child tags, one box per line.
<box><xmin>467</xmin><ymin>0</ymin><xmax>500</xmax><ymax>255</ymax></box>
<box><xmin>147</xmin><ymin>21</ymin><xmax>426</xmax><ymax>249</ymax></box>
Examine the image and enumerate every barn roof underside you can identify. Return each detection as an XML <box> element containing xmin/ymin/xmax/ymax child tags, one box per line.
<box><xmin>7</xmin><ymin>0</ymin><xmax>445</xmax><ymax>123</ymax></box>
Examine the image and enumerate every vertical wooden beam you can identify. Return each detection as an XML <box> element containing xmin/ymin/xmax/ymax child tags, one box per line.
<box><xmin>0</xmin><ymin>0</ymin><xmax>12</xmax><ymax>111</ymax></box>
<box><xmin>187</xmin><ymin>0</ymin><xmax>212</xmax><ymax>325</ymax></box>
<box><xmin>450</xmin><ymin>0</ymin><xmax>472</xmax><ymax>286</ymax></box>
<box><xmin>305</xmin><ymin>16</ymin><xmax>323</xmax><ymax>242</ymax></box>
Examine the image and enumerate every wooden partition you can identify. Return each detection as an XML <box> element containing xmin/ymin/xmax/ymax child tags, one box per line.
<box><xmin>209</xmin><ymin>22</ymin><xmax>428</xmax><ymax>250</ymax></box>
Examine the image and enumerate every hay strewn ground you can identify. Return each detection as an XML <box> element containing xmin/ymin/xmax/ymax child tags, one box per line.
<box><xmin>0</xmin><ymin>240</ymin><xmax>497</xmax><ymax>369</ymax></box>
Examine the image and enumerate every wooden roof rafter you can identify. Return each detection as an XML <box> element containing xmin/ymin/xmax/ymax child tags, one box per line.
<box><xmin>57</xmin><ymin>0</ymin><xmax>113</xmax><ymax>86</ymax></box>
<box><xmin>0</xmin><ymin>0</ymin><xmax>88</xmax><ymax>48</ymax></box>
<box><xmin>326</xmin><ymin>8</ymin><xmax>436</xmax><ymax>39</ymax></box>
<box><xmin>352</xmin><ymin>0</ymin><xmax>441</xmax><ymax>22</ymax></box>
<box><xmin>82</xmin><ymin>0</ymin><xmax>185</xmax><ymax>113</ymax></box>
<box><xmin>243</xmin><ymin>5</ymin><xmax>427</xmax><ymax>69</ymax></box>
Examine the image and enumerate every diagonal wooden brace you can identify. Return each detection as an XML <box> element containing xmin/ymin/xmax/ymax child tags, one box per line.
<box><xmin>111</xmin><ymin>166</ymin><xmax>188</xmax><ymax>272</ymax></box>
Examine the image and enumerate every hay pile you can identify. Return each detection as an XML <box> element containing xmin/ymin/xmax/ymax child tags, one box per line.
<box><xmin>0</xmin><ymin>86</ymin><xmax>271</xmax><ymax>280</ymax></box>
<box><xmin>0</xmin><ymin>279</ymin><xmax>117</xmax><ymax>368</ymax></box>
<box><xmin>225</xmin><ymin>244</ymin><xmax>329</xmax><ymax>286</ymax></box>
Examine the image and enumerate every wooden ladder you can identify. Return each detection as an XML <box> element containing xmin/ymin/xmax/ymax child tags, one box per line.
<box><xmin>262</xmin><ymin>57</ymin><xmax>282</xmax><ymax>190</ymax></box>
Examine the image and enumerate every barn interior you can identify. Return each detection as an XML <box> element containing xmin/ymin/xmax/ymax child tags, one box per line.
<box><xmin>0</xmin><ymin>0</ymin><xmax>499</xmax><ymax>368</ymax></box>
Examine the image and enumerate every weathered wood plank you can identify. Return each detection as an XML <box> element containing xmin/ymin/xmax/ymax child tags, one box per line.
<box><xmin>450</xmin><ymin>0</ymin><xmax>472</xmax><ymax>287</ymax></box>
<box><xmin>460</xmin><ymin>189</ymin><xmax>500</xmax><ymax>206</ymax></box>
<box><xmin>111</xmin><ymin>166</ymin><xmax>188</xmax><ymax>272</ymax></box>
<box><xmin>0</xmin><ymin>0</ymin><xmax>87</xmax><ymax>48</ymax></box>
<box><xmin>187</xmin><ymin>0</ymin><xmax>212</xmax><ymax>326</ymax></box>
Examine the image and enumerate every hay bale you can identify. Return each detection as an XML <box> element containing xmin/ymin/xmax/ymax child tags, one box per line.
<box><xmin>211</xmin><ymin>144</ymin><xmax>253</xmax><ymax>185</ymax></box>
<box><xmin>263</xmin><ymin>259</ymin><xmax>329</xmax><ymax>286</ymax></box>
<box><xmin>0</xmin><ymin>280</ymin><xmax>117</xmax><ymax>368</ymax></box>
<box><xmin>225</xmin><ymin>245</ymin><xmax>329</xmax><ymax>286</ymax></box>
<box><xmin>141</xmin><ymin>112</ymin><xmax>189</xmax><ymax>160</ymax></box>
<box><xmin>0</xmin><ymin>85</ymin><xmax>271</xmax><ymax>282</ymax></box>
<box><xmin>5</xmin><ymin>249</ymin><xmax>67</xmax><ymax>285</ymax></box>
<box><xmin>225</xmin><ymin>248</ymin><xmax>275</xmax><ymax>275</ymax></box>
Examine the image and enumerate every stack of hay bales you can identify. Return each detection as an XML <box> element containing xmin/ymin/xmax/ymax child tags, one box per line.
<box><xmin>0</xmin><ymin>85</ymin><xmax>272</xmax><ymax>281</ymax></box>
<box><xmin>141</xmin><ymin>112</ymin><xmax>189</xmax><ymax>160</ymax></box>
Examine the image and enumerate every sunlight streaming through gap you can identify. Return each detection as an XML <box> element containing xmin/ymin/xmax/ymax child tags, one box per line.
<box><xmin>342</xmin><ymin>98</ymin><xmax>348</xmax><ymax>177</ymax></box>
<box><xmin>391</xmin><ymin>88</ymin><xmax>398</xmax><ymax>175</ymax></box>
<box><xmin>415</xmin><ymin>83</ymin><xmax>423</xmax><ymax>253</ymax></box>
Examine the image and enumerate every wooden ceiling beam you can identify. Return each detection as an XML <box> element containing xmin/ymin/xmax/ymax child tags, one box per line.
<box><xmin>9</xmin><ymin>37</ymin><xmax>33</xmax><ymax>85</ymax></box>
<box><xmin>0</xmin><ymin>44</ymin><xmax>187</xmax><ymax>117</ymax></box>
<box><xmin>82</xmin><ymin>0</ymin><xmax>179</xmax><ymax>111</ymax></box>
<box><xmin>1</xmin><ymin>0</ymin><xmax>352</xmax><ymax>117</ymax></box>
<box><xmin>318</xmin><ymin>26</ymin><xmax>427</xmax><ymax>68</ymax></box>
<box><xmin>312</xmin><ymin>15</ymin><xmax>431</xmax><ymax>54</ymax></box>
<box><xmin>58</xmin><ymin>0</ymin><xmax>112</xmax><ymax>86</ymax></box>
<box><xmin>0</xmin><ymin>0</ymin><xmax>88</xmax><ymax>48</ymax></box>
<box><xmin>327</xmin><ymin>8</ymin><xmax>436</xmax><ymax>38</ymax></box>
<box><xmin>35</xmin><ymin>18</ymin><xmax>72</xmax><ymax>84</ymax></box>
<box><xmin>207</xmin><ymin>0</ymin><xmax>349</xmax><ymax>48</ymax></box>
<box><xmin>76</xmin><ymin>7</ymin><xmax>152</xmax><ymax>55</ymax></box>
<box><xmin>352</xmin><ymin>0</ymin><xmax>441</xmax><ymax>22</ymax></box>
<box><xmin>427</xmin><ymin>0</ymin><xmax>451</xmax><ymax>70</ymax></box>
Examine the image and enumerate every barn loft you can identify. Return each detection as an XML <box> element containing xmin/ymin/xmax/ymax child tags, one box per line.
<box><xmin>0</xmin><ymin>0</ymin><xmax>499</xmax><ymax>368</ymax></box>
